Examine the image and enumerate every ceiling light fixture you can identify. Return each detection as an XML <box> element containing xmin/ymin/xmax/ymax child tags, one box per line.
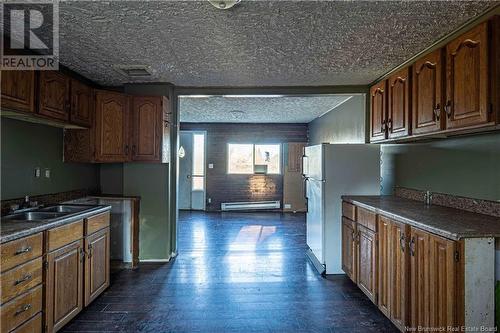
<box><xmin>208</xmin><ymin>0</ymin><xmax>241</xmax><ymax>10</ymax></box>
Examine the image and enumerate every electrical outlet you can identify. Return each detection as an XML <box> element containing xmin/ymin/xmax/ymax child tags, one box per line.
<box><xmin>208</xmin><ymin>163</ymin><xmax>214</xmax><ymax>169</ymax></box>
<box><xmin>284</xmin><ymin>204</ymin><xmax>291</xmax><ymax>209</ymax></box>
<box><xmin>44</xmin><ymin>168</ymin><xmax>51</xmax><ymax>178</ymax></box>
<box><xmin>34</xmin><ymin>167</ymin><xmax>41</xmax><ymax>178</ymax></box>
<box><xmin>207</xmin><ymin>198</ymin><xmax>212</xmax><ymax>204</ymax></box>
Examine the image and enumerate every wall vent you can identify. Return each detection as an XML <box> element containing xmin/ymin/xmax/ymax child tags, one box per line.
<box><xmin>221</xmin><ymin>201</ymin><xmax>280</xmax><ymax>211</ymax></box>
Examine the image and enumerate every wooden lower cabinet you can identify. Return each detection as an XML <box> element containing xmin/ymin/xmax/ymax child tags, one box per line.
<box><xmin>45</xmin><ymin>240</ymin><xmax>84</xmax><ymax>333</ymax></box>
<box><xmin>356</xmin><ymin>224</ymin><xmax>377</xmax><ymax>303</ymax></box>
<box><xmin>409</xmin><ymin>226</ymin><xmax>430</xmax><ymax>329</ymax></box>
<box><xmin>11</xmin><ymin>312</ymin><xmax>42</xmax><ymax>333</ymax></box>
<box><xmin>377</xmin><ymin>216</ymin><xmax>391</xmax><ymax>317</ymax></box>
<box><xmin>341</xmin><ymin>217</ymin><xmax>357</xmax><ymax>283</ymax></box>
<box><xmin>84</xmin><ymin>227</ymin><xmax>110</xmax><ymax>306</ymax></box>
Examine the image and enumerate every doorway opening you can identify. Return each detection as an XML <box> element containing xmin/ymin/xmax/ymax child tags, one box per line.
<box><xmin>179</xmin><ymin>130</ymin><xmax>207</xmax><ymax>211</ymax></box>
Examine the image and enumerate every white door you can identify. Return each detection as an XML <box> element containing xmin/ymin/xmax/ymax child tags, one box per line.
<box><xmin>306</xmin><ymin>178</ymin><xmax>324</xmax><ymax>264</ymax></box>
<box><xmin>179</xmin><ymin>131</ymin><xmax>206</xmax><ymax>210</ymax></box>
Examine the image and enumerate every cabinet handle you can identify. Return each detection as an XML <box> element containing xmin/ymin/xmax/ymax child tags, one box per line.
<box><xmin>80</xmin><ymin>248</ymin><xmax>85</xmax><ymax>263</ymax></box>
<box><xmin>132</xmin><ymin>145</ymin><xmax>136</xmax><ymax>156</ymax></box>
<box><xmin>14</xmin><ymin>274</ymin><xmax>32</xmax><ymax>286</ymax></box>
<box><xmin>399</xmin><ymin>234</ymin><xmax>405</xmax><ymax>253</ymax></box>
<box><xmin>387</xmin><ymin>118</ymin><xmax>393</xmax><ymax>131</ymax></box>
<box><xmin>433</xmin><ymin>104</ymin><xmax>441</xmax><ymax>120</ymax></box>
<box><xmin>444</xmin><ymin>101</ymin><xmax>452</xmax><ymax>118</ymax></box>
<box><xmin>409</xmin><ymin>236</ymin><xmax>415</xmax><ymax>257</ymax></box>
<box><xmin>125</xmin><ymin>145</ymin><xmax>129</xmax><ymax>155</ymax></box>
<box><xmin>14</xmin><ymin>247</ymin><xmax>32</xmax><ymax>255</ymax></box>
<box><xmin>15</xmin><ymin>304</ymin><xmax>31</xmax><ymax>316</ymax></box>
<box><xmin>88</xmin><ymin>244</ymin><xmax>93</xmax><ymax>258</ymax></box>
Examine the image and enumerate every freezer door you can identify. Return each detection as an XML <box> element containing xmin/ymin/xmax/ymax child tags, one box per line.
<box><xmin>304</xmin><ymin>145</ymin><xmax>324</xmax><ymax>180</ymax></box>
<box><xmin>306</xmin><ymin>179</ymin><xmax>324</xmax><ymax>264</ymax></box>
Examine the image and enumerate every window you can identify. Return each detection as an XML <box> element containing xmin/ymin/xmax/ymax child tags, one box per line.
<box><xmin>192</xmin><ymin>134</ymin><xmax>205</xmax><ymax>190</ymax></box>
<box><xmin>228</xmin><ymin>143</ymin><xmax>281</xmax><ymax>174</ymax></box>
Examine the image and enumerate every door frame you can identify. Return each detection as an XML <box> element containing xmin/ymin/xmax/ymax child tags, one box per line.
<box><xmin>179</xmin><ymin>130</ymin><xmax>207</xmax><ymax>211</ymax></box>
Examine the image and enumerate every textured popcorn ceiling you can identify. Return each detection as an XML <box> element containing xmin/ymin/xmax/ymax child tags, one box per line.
<box><xmin>179</xmin><ymin>95</ymin><xmax>353</xmax><ymax>123</ymax></box>
<box><xmin>58</xmin><ymin>0</ymin><xmax>497</xmax><ymax>87</ymax></box>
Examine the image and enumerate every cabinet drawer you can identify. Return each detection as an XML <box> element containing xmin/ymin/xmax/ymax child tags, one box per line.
<box><xmin>342</xmin><ymin>202</ymin><xmax>356</xmax><ymax>221</ymax></box>
<box><xmin>0</xmin><ymin>233</ymin><xmax>43</xmax><ymax>273</ymax></box>
<box><xmin>46</xmin><ymin>220</ymin><xmax>83</xmax><ymax>252</ymax></box>
<box><xmin>85</xmin><ymin>212</ymin><xmax>110</xmax><ymax>236</ymax></box>
<box><xmin>0</xmin><ymin>285</ymin><xmax>42</xmax><ymax>333</ymax></box>
<box><xmin>11</xmin><ymin>312</ymin><xmax>42</xmax><ymax>333</ymax></box>
<box><xmin>357</xmin><ymin>207</ymin><xmax>377</xmax><ymax>232</ymax></box>
<box><xmin>1</xmin><ymin>257</ymin><xmax>43</xmax><ymax>304</ymax></box>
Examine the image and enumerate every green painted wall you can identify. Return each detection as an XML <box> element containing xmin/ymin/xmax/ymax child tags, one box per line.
<box><xmin>1</xmin><ymin>118</ymin><xmax>99</xmax><ymax>199</ymax></box>
<box><xmin>381</xmin><ymin>132</ymin><xmax>500</xmax><ymax>201</ymax></box>
<box><xmin>122</xmin><ymin>163</ymin><xmax>170</xmax><ymax>260</ymax></box>
<box><xmin>308</xmin><ymin>95</ymin><xmax>366</xmax><ymax>144</ymax></box>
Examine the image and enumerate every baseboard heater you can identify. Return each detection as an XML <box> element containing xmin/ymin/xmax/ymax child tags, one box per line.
<box><xmin>221</xmin><ymin>200</ymin><xmax>281</xmax><ymax>211</ymax></box>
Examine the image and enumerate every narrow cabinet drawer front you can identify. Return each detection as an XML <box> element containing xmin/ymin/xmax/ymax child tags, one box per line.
<box><xmin>1</xmin><ymin>258</ymin><xmax>43</xmax><ymax>304</ymax></box>
<box><xmin>46</xmin><ymin>220</ymin><xmax>84</xmax><ymax>252</ymax></box>
<box><xmin>342</xmin><ymin>202</ymin><xmax>356</xmax><ymax>221</ymax></box>
<box><xmin>0</xmin><ymin>233</ymin><xmax>43</xmax><ymax>273</ymax></box>
<box><xmin>357</xmin><ymin>207</ymin><xmax>377</xmax><ymax>232</ymax></box>
<box><xmin>11</xmin><ymin>312</ymin><xmax>42</xmax><ymax>333</ymax></box>
<box><xmin>86</xmin><ymin>212</ymin><xmax>110</xmax><ymax>236</ymax></box>
<box><xmin>0</xmin><ymin>285</ymin><xmax>42</xmax><ymax>333</ymax></box>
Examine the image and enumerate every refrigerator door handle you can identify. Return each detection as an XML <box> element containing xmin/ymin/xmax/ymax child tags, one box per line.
<box><xmin>303</xmin><ymin>177</ymin><xmax>308</xmax><ymax>212</ymax></box>
<box><xmin>301</xmin><ymin>155</ymin><xmax>308</xmax><ymax>177</ymax></box>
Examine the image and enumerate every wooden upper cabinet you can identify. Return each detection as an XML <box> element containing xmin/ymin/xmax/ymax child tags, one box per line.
<box><xmin>341</xmin><ymin>217</ymin><xmax>357</xmax><ymax>283</ymax></box>
<box><xmin>357</xmin><ymin>224</ymin><xmax>377</xmax><ymax>303</ymax></box>
<box><xmin>38</xmin><ymin>71</ymin><xmax>70</xmax><ymax>121</ymax></box>
<box><xmin>387</xmin><ymin>67</ymin><xmax>411</xmax><ymax>138</ymax></box>
<box><xmin>445</xmin><ymin>21</ymin><xmax>489</xmax><ymax>129</ymax></box>
<box><xmin>131</xmin><ymin>96</ymin><xmax>162</xmax><ymax>162</ymax></box>
<box><xmin>94</xmin><ymin>90</ymin><xmax>130</xmax><ymax>162</ymax></box>
<box><xmin>370</xmin><ymin>80</ymin><xmax>387</xmax><ymax>142</ymax></box>
<box><xmin>45</xmin><ymin>240</ymin><xmax>84</xmax><ymax>333</ymax></box>
<box><xmin>428</xmin><ymin>233</ymin><xmax>457</xmax><ymax>329</ymax></box>
<box><xmin>412</xmin><ymin>49</ymin><xmax>444</xmax><ymax>134</ymax></box>
<box><xmin>70</xmin><ymin>79</ymin><xmax>92</xmax><ymax>127</ymax></box>
<box><xmin>1</xmin><ymin>71</ymin><xmax>35</xmax><ymax>113</ymax></box>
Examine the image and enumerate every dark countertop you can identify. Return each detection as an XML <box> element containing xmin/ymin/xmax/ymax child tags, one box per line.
<box><xmin>342</xmin><ymin>195</ymin><xmax>500</xmax><ymax>240</ymax></box>
<box><xmin>0</xmin><ymin>205</ymin><xmax>111</xmax><ymax>244</ymax></box>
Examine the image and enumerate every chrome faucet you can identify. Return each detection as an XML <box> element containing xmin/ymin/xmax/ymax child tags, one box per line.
<box><xmin>424</xmin><ymin>191</ymin><xmax>433</xmax><ymax>206</ymax></box>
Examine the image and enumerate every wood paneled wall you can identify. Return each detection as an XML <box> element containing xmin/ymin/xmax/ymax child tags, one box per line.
<box><xmin>180</xmin><ymin>123</ymin><xmax>308</xmax><ymax>211</ymax></box>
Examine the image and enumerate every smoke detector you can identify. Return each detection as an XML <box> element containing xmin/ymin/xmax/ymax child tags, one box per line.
<box><xmin>208</xmin><ymin>0</ymin><xmax>241</xmax><ymax>10</ymax></box>
<box><xmin>114</xmin><ymin>65</ymin><xmax>153</xmax><ymax>78</ymax></box>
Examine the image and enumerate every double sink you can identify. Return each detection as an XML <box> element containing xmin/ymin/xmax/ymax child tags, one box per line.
<box><xmin>2</xmin><ymin>205</ymin><xmax>97</xmax><ymax>223</ymax></box>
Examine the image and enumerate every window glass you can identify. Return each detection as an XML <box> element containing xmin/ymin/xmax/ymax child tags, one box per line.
<box><xmin>192</xmin><ymin>176</ymin><xmax>204</xmax><ymax>191</ymax></box>
<box><xmin>193</xmin><ymin>134</ymin><xmax>205</xmax><ymax>176</ymax></box>
<box><xmin>228</xmin><ymin>144</ymin><xmax>254</xmax><ymax>174</ymax></box>
<box><xmin>255</xmin><ymin>144</ymin><xmax>280</xmax><ymax>174</ymax></box>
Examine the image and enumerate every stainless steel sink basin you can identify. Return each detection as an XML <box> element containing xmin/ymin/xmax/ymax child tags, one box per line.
<box><xmin>2</xmin><ymin>211</ymin><xmax>67</xmax><ymax>221</ymax></box>
<box><xmin>40</xmin><ymin>205</ymin><xmax>93</xmax><ymax>213</ymax></box>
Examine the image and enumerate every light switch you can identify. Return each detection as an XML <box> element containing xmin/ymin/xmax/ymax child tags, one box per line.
<box><xmin>208</xmin><ymin>163</ymin><xmax>214</xmax><ymax>169</ymax></box>
<box><xmin>44</xmin><ymin>168</ymin><xmax>51</xmax><ymax>178</ymax></box>
<box><xmin>34</xmin><ymin>167</ymin><xmax>41</xmax><ymax>178</ymax></box>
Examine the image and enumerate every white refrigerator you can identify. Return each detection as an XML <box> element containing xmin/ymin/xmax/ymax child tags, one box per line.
<box><xmin>303</xmin><ymin>144</ymin><xmax>380</xmax><ymax>275</ymax></box>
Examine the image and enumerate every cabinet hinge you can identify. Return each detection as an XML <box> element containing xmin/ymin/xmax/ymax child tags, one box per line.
<box><xmin>454</xmin><ymin>250</ymin><xmax>460</xmax><ymax>262</ymax></box>
<box><xmin>43</xmin><ymin>260</ymin><xmax>49</xmax><ymax>270</ymax></box>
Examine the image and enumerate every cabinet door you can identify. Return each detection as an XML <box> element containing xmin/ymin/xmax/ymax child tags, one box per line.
<box><xmin>428</xmin><ymin>234</ymin><xmax>457</xmax><ymax>329</ymax></box>
<box><xmin>84</xmin><ymin>228</ymin><xmax>110</xmax><ymax>306</ymax></box>
<box><xmin>370</xmin><ymin>81</ymin><xmax>387</xmax><ymax>142</ymax></box>
<box><xmin>390</xmin><ymin>220</ymin><xmax>409</xmax><ymax>331</ymax></box>
<box><xmin>377</xmin><ymin>216</ymin><xmax>390</xmax><ymax>317</ymax></box>
<box><xmin>70</xmin><ymin>79</ymin><xmax>92</xmax><ymax>127</ymax></box>
<box><xmin>95</xmin><ymin>90</ymin><xmax>130</xmax><ymax>162</ymax></box>
<box><xmin>38</xmin><ymin>71</ymin><xmax>70</xmax><ymax>121</ymax></box>
<box><xmin>412</xmin><ymin>49</ymin><xmax>444</xmax><ymax>134</ymax></box>
<box><xmin>357</xmin><ymin>224</ymin><xmax>377</xmax><ymax>303</ymax></box>
<box><xmin>1</xmin><ymin>70</ymin><xmax>35</xmax><ymax>113</ymax></box>
<box><xmin>45</xmin><ymin>240</ymin><xmax>84</xmax><ymax>333</ymax></box>
<box><xmin>409</xmin><ymin>227</ymin><xmax>430</xmax><ymax>329</ymax></box>
<box><xmin>341</xmin><ymin>217</ymin><xmax>357</xmax><ymax>283</ymax></box>
<box><xmin>132</xmin><ymin>96</ymin><xmax>162</xmax><ymax>161</ymax></box>
<box><xmin>445</xmin><ymin>21</ymin><xmax>489</xmax><ymax>129</ymax></box>
<box><xmin>387</xmin><ymin>68</ymin><xmax>411</xmax><ymax>138</ymax></box>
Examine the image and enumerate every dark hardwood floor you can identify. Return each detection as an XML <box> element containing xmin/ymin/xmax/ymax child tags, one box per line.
<box><xmin>62</xmin><ymin>211</ymin><xmax>397</xmax><ymax>332</ymax></box>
